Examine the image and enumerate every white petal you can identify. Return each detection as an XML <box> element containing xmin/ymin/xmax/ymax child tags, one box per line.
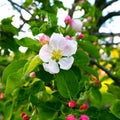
<box><xmin>39</xmin><ymin>44</ymin><xmax>52</xmax><ymax>62</ymax></box>
<box><xmin>62</xmin><ymin>40</ymin><xmax>77</xmax><ymax>56</ymax></box>
<box><xmin>58</xmin><ymin>57</ymin><xmax>74</xmax><ymax>70</ymax></box>
<box><xmin>43</xmin><ymin>60</ymin><xmax>59</xmax><ymax>74</ymax></box>
<box><xmin>50</xmin><ymin>33</ymin><xmax>67</xmax><ymax>50</ymax></box>
<box><xmin>71</xmin><ymin>20</ymin><xmax>82</xmax><ymax>32</ymax></box>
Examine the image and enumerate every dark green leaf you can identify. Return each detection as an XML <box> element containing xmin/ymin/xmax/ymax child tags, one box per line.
<box><xmin>78</xmin><ymin>41</ymin><xmax>100</xmax><ymax>60</ymax></box>
<box><xmin>56</xmin><ymin>70</ymin><xmax>79</xmax><ymax>98</ymax></box>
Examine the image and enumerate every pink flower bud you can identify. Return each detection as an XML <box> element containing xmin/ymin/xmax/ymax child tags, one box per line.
<box><xmin>20</xmin><ymin>112</ymin><xmax>29</xmax><ymax>120</ymax></box>
<box><xmin>78</xmin><ymin>33</ymin><xmax>84</xmax><ymax>39</ymax></box>
<box><xmin>64</xmin><ymin>16</ymin><xmax>72</xmax><ymax>25</ymax></box>
<box><xmin>23</xmin><ymin>114</ymin><xmax>29</xmax><ymax>120</ymax></box>
<box><xmin>65</xmin><ymin>35</ymin><xmax>71</xmax><ymax>40</ymax></box>
<box><xmin>64</xmin><ymin>16</ymin><xmax>82</xmax><ymax>32</ymax></box>
<box><xmin>80</xmin><ymin>114</ymin><xmax>90</xmax><ymax>120</ymax></box>
<box><xmin>29</xmin><ymin>72</ymin><xmax>36</xmax><ymax>78</ymax></box>
<box><xmin>68</xmin><ymin>100</ymin><xmax>76</xmax><ymax>108</ymax></box>
<box><xmin>80</xmin><ymin>103</ymin><xmax>89</xmax><ymax>110</ymax></box>
<box><xmin>66</xmin><ymin>114</ymin><xmax>77</xmax><ymax>120</ymax></box>
<box><xmin>39</xmin><ymin>34</ymin><xmax>50</xmax><ymax>45</ymax></box>
<box><xmin>0</xmin><ymin>93</ymin><xmax>4</xmax><ymax>100</ymax></box>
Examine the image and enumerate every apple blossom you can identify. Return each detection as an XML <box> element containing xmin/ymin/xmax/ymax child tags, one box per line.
<box><xmin>39</xmin><ymin>33</ymin><xmax>77</xmax><ymax>74</ymax></box>
<box><xmin>66</xmin><ymin>114</ymin><xmax>77</xmax><ymax>120</ymax></box>
<box><xmin>64</xmin><ymin>15</ymin><xmax>82</xmax><ymax>32</ymax></box>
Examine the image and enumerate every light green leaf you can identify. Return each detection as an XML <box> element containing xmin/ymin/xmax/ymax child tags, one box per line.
<box><xmin>5</xmin><ymin>69</ymin><xmax>24</xmax><ymax>95</ymax></box>
<box><xmin>110</xmin><ymin>99</ymin><xmax>120</xmax><ymax>119</ymax></box>
<box><xmin>2</xmin><ymin>60</ymin><xmax>27</xmax><ymax>85</ymax></box>
<box><xmin>56</xmin><ymin>70</ymin><xmax>79</xmax><ymax>98</ymax></box>
<box><xmin>16</xmin><ymin>37</ymin><xmax>40</xmax><ymax>52</ymax></box>
<box><xmin>24</xmin><ymin>55</ymin><xmax>42</xmax><ymax>75</ymax></box>
<box><xmin>4</xmin><ymin>101</ymin><xmax>13</xmax><ymax>120</ymax></box>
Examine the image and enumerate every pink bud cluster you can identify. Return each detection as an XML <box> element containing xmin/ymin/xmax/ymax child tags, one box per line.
<box><xmin>66</xmin><ymin>100</ymin><xmax>90</xmax><ymax>120</ymax></box>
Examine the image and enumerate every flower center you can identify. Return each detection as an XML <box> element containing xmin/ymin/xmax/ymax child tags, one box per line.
<box><xmin>52</xmin><ymin>49</ymin><xmax>62</xmax><ymax>61</ymax></box>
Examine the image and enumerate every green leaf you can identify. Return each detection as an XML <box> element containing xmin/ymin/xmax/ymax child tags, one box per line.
<box><xmin>16</xmin><ymin>37</ymin><xmax>40</xmax><ymax>52</ymax></box>
<box><xmin>110</xmin><ymin>99</ymin><xmax>120</xmax><ymax>119</ymax></box>
<box><xmin>4</xmin><ymin>101</ymin><xmax>13</xmax><ymax>120</ymax></box>
<box><xmin>78</xmin><ymin>41</ymin><xmax>100</xmax><ymax>60</ymax></box>
<box><xmin>90</xmin><ymin>87</ymin><xmax>102</xmax><ymax>108</ymax></box>
<box><xmin>74</xmin><ymin>49</ymin><xmax>89</xmax><ymax>66</ymax></box>
<box><xmin>56</xmin><ymin>70</ymin><xmax>79</xmax><ymax>98</ymax></box>
<box><xmin>2</xmin><ymin>60</ymin><xmax>27</xmax><ymax>85</ymax></box>
<box><xmin>24</xmin><ymin>55</ymin><xmax>42</xmax><ymax>75</ymax></box>
<box><xmin>23</xmin><ymin>0</ymin><xmax>32</xmax><ymax>7</ymax></box>
<box><xmin>5</xmin><ymin>69</ymin><xmax>24</xmax><ymax>95</ymax></box>
<box><xmin>107</xmin><ymin>84</ymin><xmax>120</xmax><ymax>99</ymax></box>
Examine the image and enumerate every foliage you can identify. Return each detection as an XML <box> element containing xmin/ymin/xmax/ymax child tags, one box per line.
<box><xmin>0</xmin><ymin>0</ymin><xmax>120</xmax><ymax>119</ymax></box>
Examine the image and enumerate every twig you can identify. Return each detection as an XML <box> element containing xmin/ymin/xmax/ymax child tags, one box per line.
<box><xmin>92</xmin><ymin>32</ymin><xmax>120</xmax><ymax>37</ymax></box>
<box><xmin>90</xmin><ymin>58</ymin><xmax>120</xmax><ymax>84</ymax></box>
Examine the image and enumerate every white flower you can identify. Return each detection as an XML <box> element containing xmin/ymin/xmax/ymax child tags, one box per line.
<box><xmin>39</xmin><ymin>33</ymin><xmax>77</xmax><ymax>74</ymax></box>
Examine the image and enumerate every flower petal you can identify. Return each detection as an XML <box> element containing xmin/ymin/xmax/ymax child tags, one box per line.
<box><xmin>58</xmin><ymin>57</ymin><xmax>74</xmax><ymax>70</ymax></box>
<box><xmin>71</xmin><ymin>19</ymin><xmax>82</xmax><ymax>32</ymax></box>
<box><xmin>62</xmin><ymin>40</ymin><xmax>77</xmax><ymax>56</ymax></box>
<box><xmin>43</xmin><ymin>60</ymin><xmax>59</xmax><ymax>74</ymax></box>
<box><xmin>50</xmin><ymin>33</ymin><xmax>67</xmax><ymax>50</ymax></box>
<box><xmin>39</xmin><ymin>44</ymin><xmax>52</xmax><ymax>62</ymax></box>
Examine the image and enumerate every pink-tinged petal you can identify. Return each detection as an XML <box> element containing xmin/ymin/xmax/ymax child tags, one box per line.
<box><xmin>58</xmin><ymin>57</ymin><xmax>74</xmax><ymax>70</ymax></box>
<box><xmin>39</xmin><ymin>44</ymin><xmax>52</xmax><ymax>62</ymax></box>
<box><xmin>50</xmin><ymin>33</ymin><xmax>66</xmax><ymax>50</ymax></box>
<box><xmin>62</xmin><ymin>40</ymin><xmax>77</xmax><ymax>56</ymax></box>
<box><xmin>71</xmin><ymin>19</ymin><xmax>82</xmax><ymax>32</ymax></box>
<box><xmin>43</xmin><ymin>60</ymin><xmax>59</xmax><ymax>74</ymax></box>
<box><xmin>39</xmin><ymin>34</ymin><xmax>50</xmax><ymax>45</ymax></box>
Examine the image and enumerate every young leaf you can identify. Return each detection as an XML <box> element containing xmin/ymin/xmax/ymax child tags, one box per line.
<box><xmin>56</xmin><ymin>70</ymin><xmax>79</xmax><ymax>98</ymax></box>
<box><xmin>4</xmin><ymin>101</ymin><xmax>13</xmax><ymax>120</ymax></box>
<box><xmin>110</xmin><ymin>99</ymin><xmax>120</xmax><ymax>119</ymax></box>
<box><xmin>5</xmin><ymin>69</ymin><xmax>24</xmax><ymax>95</ymax></box>
<box><xmin>2</xmin><ymin>60</ymin><xmax>27</xmax><ymax>85</ymax></box>
<box><xmin>24</xmin><ymin>55</ymin><xmax>42</xmax><ymax>75</ymax></box>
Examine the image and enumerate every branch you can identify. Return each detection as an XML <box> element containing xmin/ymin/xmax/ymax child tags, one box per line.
<box><xmin>102</xmin><ymin>0</ymin><xmax>118</xmax><ymax>10</ymax></box>
<box><xmin>91</xmin><ymin>32</ymin><xmax>120</xmax><ymax>37</ymax></box>
<box><xmin>90</xmin><ymin>58</ymin><xmax>120</xmax><ymax>84</ymax></box>
<box><xmin>98</xmin><ymin>11</ymin><xmax>120</xmax><ymax>27</ymax></box>
<box><xmin>8</xmin><ymin>0</ymin><xmax>32</xmax><ymax>15</ymax></box>
<box><xmin>68</xmin><ymin>0</ymin><xmax>80</xmax><ymax>17</ymax></box>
